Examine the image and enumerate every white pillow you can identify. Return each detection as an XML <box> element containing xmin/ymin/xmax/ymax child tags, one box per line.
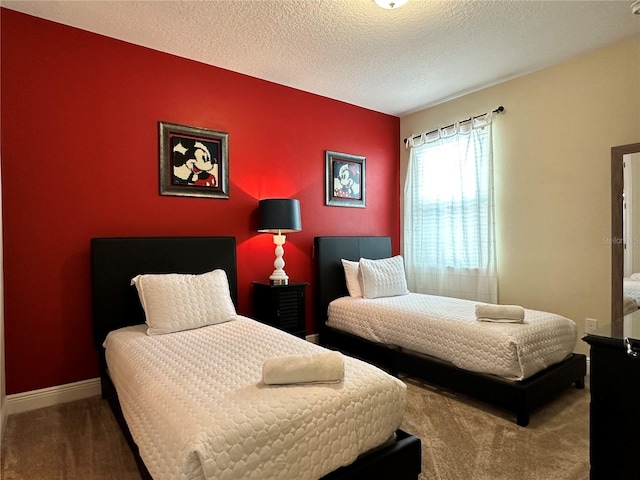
<box><xmin>130</xmin><ymin>269</ymin><xmax>237</xmax><ymax>335</ymax></box>
<box><xmin>359</xmin><ymin>255</ymin><xmax>409</xmax><ymax>299</ymax></box>
<box><xmin>341</xmin><ymin>259</ymin><xmax>363</xmax><ymax>298</ymax></box>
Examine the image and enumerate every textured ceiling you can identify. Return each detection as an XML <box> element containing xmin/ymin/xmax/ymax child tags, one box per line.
<box><xmin>2</xmin><ymin>0</ymin><xmax>639</xmax><ymax>116</ymax></box>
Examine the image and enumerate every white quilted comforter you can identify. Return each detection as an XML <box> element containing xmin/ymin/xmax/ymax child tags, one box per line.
<box><xmin>624</xmin><ymin>278</ymin><xmax>640</xmax><ymax>306</ymax></box>
<box><xmin>327</xmin><ymin>294</ymin><xmax>577</xmax><ymax>381</ymax></box>
<box><xmin>104</xmin><ymin>316</ymin><xmax>406</xmax><ymax>480</ymax></box>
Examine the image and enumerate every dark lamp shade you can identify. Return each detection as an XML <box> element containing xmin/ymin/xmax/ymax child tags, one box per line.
<box><xmin>258</xmin><ymin>199</ymin><xmax>302</xmax><ymax>233</ymax></box>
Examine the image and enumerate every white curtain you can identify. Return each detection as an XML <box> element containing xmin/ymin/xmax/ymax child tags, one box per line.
<box><xmin>403</xmin><ymin>114</ymin><xmax>497</xmax><ymax>303</ymax></box>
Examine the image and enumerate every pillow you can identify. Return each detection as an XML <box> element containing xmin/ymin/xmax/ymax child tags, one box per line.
<box><xmin>359</xmin><ymin>255</ymin><xmax>409</xmax><ymax>299</ymax></box>
<box><xmin>130</xmin><ymin>269</ymin><xmax>237</xmax><ymax>335</ymax></box>
<box><xmin>341</xmin><ymin>259</ymin><xmax>363</xmax><ymax>298</ymax></box>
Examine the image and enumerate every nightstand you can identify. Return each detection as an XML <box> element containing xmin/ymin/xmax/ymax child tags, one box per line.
<box><xmin>252</xmin><ymin>282</ymin><xmax>308</xmax><ymax>338</ymax></box>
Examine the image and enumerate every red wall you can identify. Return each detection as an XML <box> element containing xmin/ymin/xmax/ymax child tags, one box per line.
<box><xmin>0</xmin><ymin>9</ymin><xmax>400</xmax><ymax>395</ymax></box>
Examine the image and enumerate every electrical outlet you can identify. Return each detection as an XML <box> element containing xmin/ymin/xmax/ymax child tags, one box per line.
<box><xmin>585</xmin><ymin>318</ymin><xmax>599</xmax><ymax>333</ymax></box>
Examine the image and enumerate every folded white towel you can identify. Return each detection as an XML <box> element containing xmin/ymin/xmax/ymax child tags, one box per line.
<box><xmin>631</xmin><ymin>273</ymin><xmax>640</xmax><ymax>281</ymax></box>
<box><xmin>262</xmin><ymin>352</ymin><xmax>345</xmax><ymax>385</ymax></box>
<box><xmin>475</xmin><ymin>304</ymin><xmax>525</xmax><ymax>323</ymax></box>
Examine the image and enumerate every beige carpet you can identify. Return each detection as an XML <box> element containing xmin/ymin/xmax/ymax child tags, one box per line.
<box><xmin>1</xmin><ymin>396</ymin><xmax>140</xmax><ymax>480</ymax></box>
<box><xmin>400</xmin><ymin>376</ymin><xmax>589</xmax><ymax>480</ymax></box>
<box><xmin>1</xmin><ymin>376</ymin><xmax>589</xmax><ymax>480</ymax></box>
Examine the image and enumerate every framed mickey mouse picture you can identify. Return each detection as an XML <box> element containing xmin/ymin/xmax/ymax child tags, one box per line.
<box><xmin>325</xmin><ymin>150</ymin><xmax>366</xmax><ymax>208</ymax></box>
<box><xmin>159</xmin><ymin>121</ymin><xmax>229</xmax><ymax>199</ymax></box>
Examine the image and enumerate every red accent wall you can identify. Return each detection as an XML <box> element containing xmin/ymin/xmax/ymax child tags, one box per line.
<box><xmin>0</xmin><ymin>9</ymin><xmax>400</xmax><ymax>394</ymax></box>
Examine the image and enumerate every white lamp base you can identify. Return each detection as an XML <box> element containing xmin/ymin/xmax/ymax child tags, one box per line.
<box><xmin>269</xmin><ymin>233</ymin><xmax>289</xmax><ymax>285</ymax></box>
<box><xmin>270</xmin><ymin>275</ymin><xmax>289</xmax><ymax>286</ymax></box>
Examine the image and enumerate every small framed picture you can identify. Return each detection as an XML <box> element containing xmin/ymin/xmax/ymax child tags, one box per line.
<box><xmin>159</xmin><ymin>121</ymin><xmax>229</xmax><ymax>199</ymax></box>
<box><xmin>325</xmin><ymin>151</ymin><xmax>366</xmax><ymax>208</ymax></box>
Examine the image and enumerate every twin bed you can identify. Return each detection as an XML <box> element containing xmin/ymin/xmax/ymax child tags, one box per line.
<box><xmin>92</xmin><ymin>236</ymin><xmax>421</xmax><ymax>480</ymax></box>
<box><xmin>92</xmin><ymin>234</ymin><xmax>587</xmax><ymax>479</ymax></box>
<box><xmin>623</xmin><ymin>276</ymin><xmax>640</xmax><ymax>314</ymax></box>
<box><xmin>314</xmin><ymin>236</ymin><xmax>587</xmax><ymax>427</ymax></box>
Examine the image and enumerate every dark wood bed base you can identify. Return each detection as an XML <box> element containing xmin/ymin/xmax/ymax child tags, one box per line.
<box><xmin>91</xmin><ymin>236</ymin><xmax>421</xmax><ymax>480</ymax></box>
<box><xmin>314</xmin><ymin>236</ymin><xmax>587</xmax><ymax>427</ymax></box>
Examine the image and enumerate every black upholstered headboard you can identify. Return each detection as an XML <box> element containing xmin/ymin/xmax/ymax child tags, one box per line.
<box><xmin>91</xmin><ymin>236</ymin><xmax>237</xmax><ymax>348</ymax></box>
<box><xmin>313</xmin><ymin>236</ymin><xmax>392</xmax><ymax>324</ymax></box>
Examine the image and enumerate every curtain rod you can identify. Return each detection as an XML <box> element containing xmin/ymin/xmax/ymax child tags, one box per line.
<box><xmin>403</xmin><ymin>105</ymin><xmax>505</xmax><ymax>144</ymax></box>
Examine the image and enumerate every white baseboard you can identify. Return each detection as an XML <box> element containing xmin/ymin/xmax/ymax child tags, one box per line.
<box><xmin>306</xmin><ymin>333</ymin><xmax>319</xmax><ymax>344</ymax></box>
<box><xmin>5</xmin><ymin>378</ymin><xmax>101</xmax><ymax>416</ymax></box>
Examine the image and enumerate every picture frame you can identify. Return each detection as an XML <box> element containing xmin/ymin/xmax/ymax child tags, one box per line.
<box><xmin>325</xmin><ymin>151</ymin><xmax>366</xmax><ymax>208</ymax></box>
<box><xmin>159</xmin><ymin>121</ymin><xmax>229</xmax><ymax>199</ymax></box>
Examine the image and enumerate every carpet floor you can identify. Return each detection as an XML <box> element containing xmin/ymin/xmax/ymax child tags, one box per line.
<box><xmin>401</xmin><ymin>376</ymin><xmax>589</xmax><ymax>480</ymax></box>
<box><xmin>1</xmin><ymin>375</ymin><xmax>589</xmax><ymax>480</ymax></box>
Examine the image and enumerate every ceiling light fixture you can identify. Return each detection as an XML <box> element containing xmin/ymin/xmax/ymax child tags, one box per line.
<box><xmin>374</xmin><ymin>0</ymin><xmax>408</xmax><ymax>9</ymax></box>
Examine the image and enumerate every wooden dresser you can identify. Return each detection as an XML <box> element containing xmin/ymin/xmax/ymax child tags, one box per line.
<box><xmin>583</xmin><ymin>311</ymin><xmax>640</xmax><ymax>480</ymax></box>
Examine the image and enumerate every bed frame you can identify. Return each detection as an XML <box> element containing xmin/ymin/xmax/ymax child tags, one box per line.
<box><xmin>314</xmin><ymin>236</ymin><xmax>587</xmax><ymax>427</ymax></box>
<box><xmin>91</xmin><ymin>236</ymin><xmax>421</xmax><ymax>480</ymax></box>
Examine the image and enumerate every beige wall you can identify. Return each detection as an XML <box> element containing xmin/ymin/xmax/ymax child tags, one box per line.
<box><xmin>400</xmin><ymin>36</ymin><xmax>640</xmax><ymax>355</ymax></box>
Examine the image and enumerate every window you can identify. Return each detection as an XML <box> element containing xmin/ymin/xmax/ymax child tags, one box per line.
<box><xmin>403</xmin><ymin>117</ymin><xmax>496</xmax><ymax>302</ymax></box>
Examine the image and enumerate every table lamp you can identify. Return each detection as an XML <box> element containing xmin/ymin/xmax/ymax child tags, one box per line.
<box><xmin>258</xmin><ymin>198</ymin><xmax>302</xmax><ymax>285</ymax></box>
